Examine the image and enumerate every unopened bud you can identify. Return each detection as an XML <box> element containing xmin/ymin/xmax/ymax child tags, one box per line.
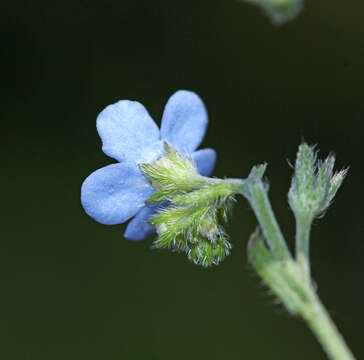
<box><xmin>288</xmin><ymin>143</ymin><xmax>348</xmax><ymax>219</ymax></box>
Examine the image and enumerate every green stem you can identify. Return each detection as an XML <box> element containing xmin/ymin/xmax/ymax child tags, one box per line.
<box><xmin>300</xmin><ymin>291</ymin><xmax>356</xmax><ymax>360</ymax></box>
<box><xmin>241</xmin><ymin>176</ymin><xmax>292</xmax><ymax>261</ymax></box>
<box><xmin>295</xmin><ymin>213</ymin><xmax>313</xmax><ymax>280</ymax></box>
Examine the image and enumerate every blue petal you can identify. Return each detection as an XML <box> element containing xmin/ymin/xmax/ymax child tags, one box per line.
<box><xmin>97</xmin><ymin>100</ymin><xmax>163</xmax><ymax>164</ymax></box>
<box><xmin>81</xmin><ymin>163</ymin><xmax>154</xmax><ymax>225</ymax></box>
<box><xmin>124</xmin><ymin>204</ymin><xmax>159</xmax><ymax>241</ymax></box>
<box><xmin>160</xmin><ymin>90</ymin><xmax>208</xmax><ymax>154</ymax></box>
<box><xmin>192</xmin><ymin>148</ymin><xmax>216</xmax><ymax>177</ymax></box>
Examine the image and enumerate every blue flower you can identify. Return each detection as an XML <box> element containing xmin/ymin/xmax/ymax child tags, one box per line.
<box><xmin>81</xmin><ymin>90</ymin><xmax>216</xmax><ymax>241</ymax></box>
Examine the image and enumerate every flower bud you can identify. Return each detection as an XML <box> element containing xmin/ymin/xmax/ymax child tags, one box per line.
<box><xmin>288</xmin><ymin>143</ymin><xmax>348</xmax><ymax>220</ymax></box>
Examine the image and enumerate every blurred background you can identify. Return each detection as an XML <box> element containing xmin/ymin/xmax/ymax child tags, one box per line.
<box><xmin>2</xmin><ymin>0</ymin><xmax>364</xmax><ymax>359</ymax></box>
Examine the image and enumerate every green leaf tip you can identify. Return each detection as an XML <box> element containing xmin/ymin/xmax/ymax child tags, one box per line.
<box><xmin>243</xmin><ymin>0</ymin><xmax>304</xmax><ymax>25</ymax></box>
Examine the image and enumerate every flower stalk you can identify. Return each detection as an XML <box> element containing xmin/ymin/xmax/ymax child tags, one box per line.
<box><xmin>295</xmin><ymin>212</ymin><xmax>313</xmax><ymax>280</ymax></box>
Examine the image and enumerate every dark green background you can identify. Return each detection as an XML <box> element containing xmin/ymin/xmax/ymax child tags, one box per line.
<box><xmin>3</xmin><ymin>0</ymin><xmax>364</xmax><ymax>359</ymax></box>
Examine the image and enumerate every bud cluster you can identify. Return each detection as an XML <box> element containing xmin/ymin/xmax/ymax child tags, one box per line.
<box><xmin>140</xmin><ymin>142</ymin><xmax>236</xmax><ymax>267</ymax></box>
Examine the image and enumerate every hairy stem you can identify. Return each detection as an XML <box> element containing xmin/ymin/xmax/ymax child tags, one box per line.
<box><xmin>300</xmin><ymin>291</ymin><xmax>355</xmax><ymax>360</ymax></box>
<box><xmin>241</xmin><ymin>176</ymin><xmax>292</xmax><ymax>260</ymax></box>
<box><xmin>295</xmin><ymin>213</ymin><xmax>313</xmax><ymax>280</ymax></box>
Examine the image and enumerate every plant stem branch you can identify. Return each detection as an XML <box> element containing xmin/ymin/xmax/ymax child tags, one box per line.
<box><xmin>244</xmin><ymin>174</ymin><xmax>356</xmax><ymax>360</ymax></box>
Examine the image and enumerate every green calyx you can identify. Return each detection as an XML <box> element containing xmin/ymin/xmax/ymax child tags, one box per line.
<box><xmin>139</xmin><ymin>142</ymin><xmax>207</xmax><ymax>203</ymax></box>
<box><xmin>139</xmin><ymin>142</ymin><xmax>242</xmax><ymax>267</ymax></box>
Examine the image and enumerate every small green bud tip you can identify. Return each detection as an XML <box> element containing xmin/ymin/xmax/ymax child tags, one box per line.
<box><xmin>141</xmin><ymin>143</ymin><xmax>241</xmax><ymax>267</ymax></box>
<box><xmin>289</xmin><ymin>143</ymin><xmax>348</xmax><ymax>219</ymax></box>
<box><xmin>199</xmin><ymin>217</ymin><xmax>220</xmax><ymax>241</ymax></box>
<box><xmin>247</xmin><ymin>229</ymin><xmax>272</xmax><ymax>265</ymax></box>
